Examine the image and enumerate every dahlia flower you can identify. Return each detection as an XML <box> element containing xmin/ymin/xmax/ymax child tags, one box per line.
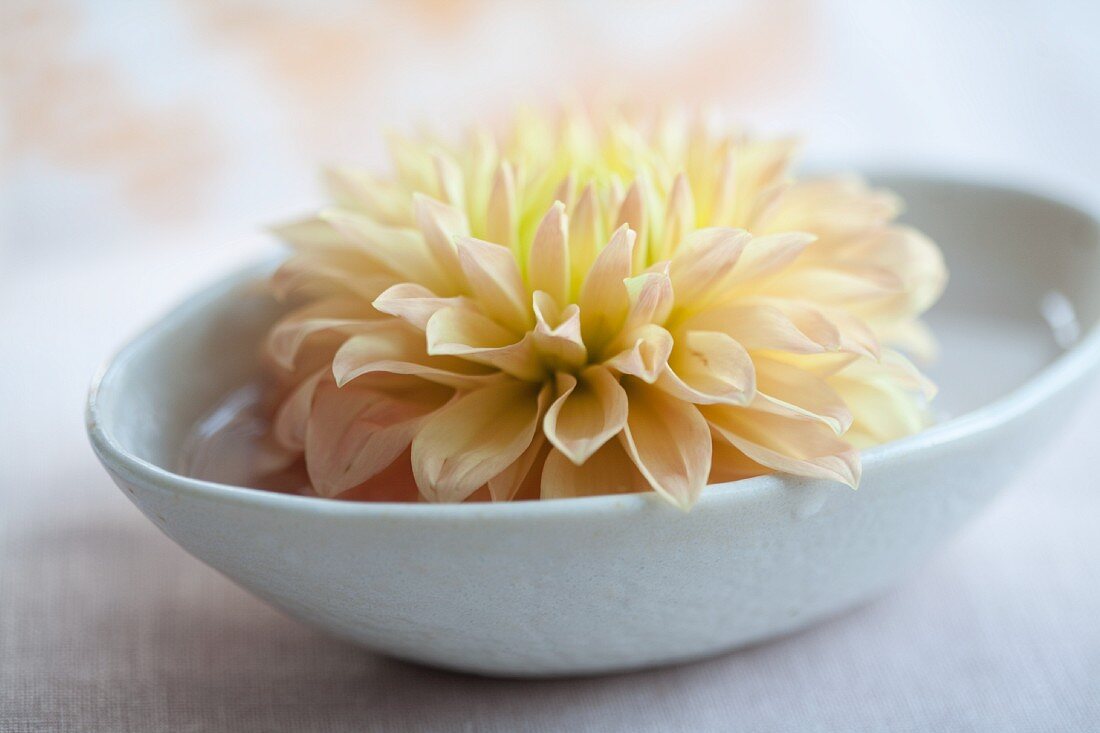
<box><xmin>264</xmin><ymin>108</ymin><xmax>945</xmax><ymax>508</ymax></box>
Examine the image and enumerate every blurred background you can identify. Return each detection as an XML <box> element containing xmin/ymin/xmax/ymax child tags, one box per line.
<box><xmin>2</xmin><ymin>1</ymin><xmax>1099</xmax><ymax>730</ymax></box>
<box><xmin>4</xmin><ymin>0</ymin><xmax>1100</xmax><ymax>271</ymax></box>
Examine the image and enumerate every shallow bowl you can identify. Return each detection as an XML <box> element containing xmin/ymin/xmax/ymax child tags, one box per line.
<box><xmin>88</xmin><ymin>174</ymin><xmax>1100</xmax><ymax>677</ymax></box>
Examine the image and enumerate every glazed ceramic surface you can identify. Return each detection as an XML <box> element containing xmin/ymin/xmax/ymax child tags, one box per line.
<box><xmin>87</xmin><ymin>175</ymin><xmax>1100</xmax><ymax>677</ymax></box>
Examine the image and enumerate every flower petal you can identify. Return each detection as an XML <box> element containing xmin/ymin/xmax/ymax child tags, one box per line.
<box><xmin>541</xmin><ymin>441</ymin><xmax>650</xmax><ymax>500</ymax></box>
<box><xmin>622</xmin><ymin>267</ymin><xmax>674</xmax><ymax>331</ymax></box>
<box><xmin>620</xmin><ymin>379</ymin><xmax>712</xmax><ymax>508</ymax></box>
<box><xmin>331</xmin><ymin>323</ymin><xmax>421</xmax><ymax>383</ymax></box>
<box><xmin>335</xmin><ymin>449</ymin><xmax>422</xmax><ymax>502</ymax></box>
<box><xmin>453</xmin><ymin>236</ymin><xmax>532</xmax><ymax>333</ymax></box>
<box><xmin>552</xmin><ymin>173</ymin><xmax>576</xmax><ymax>211</ymax></box>
<box><xmin>531</xmin><ymin>291</ymin><xmax>587</xmax><ymax>370</ymax></box>
<box><xmin>616</xmin><ymin>179</ymin><xmax>650</xmax><ymax>272</ymax></box>
<box><xmin>725</xmin><ymin>231</ymin><xmax>816</xmax><ymax>287</ymax></box>
<box><xmin>306</xmin><ymin>378</ymin><xmax>452</xmax><ymax>497</ymax></box>
<box><xmin>656</xmin><ymin>330</ymin><xmax>755</xmax><ymax>405</ymax></box>
<box><xmin>486</xmin><ymin>161</ymin><xmax>517</xmax><ymax>252</ymax></box>
<box><xmin>668</xmin><ymin>227</ymin><xmax>749</xmax><ymax>305</ymax></box>
<box><xmin>579</xmin><ymin>225</ymin><xmax>635</xmax><ymax>349</ymax></box>
<box><xmin>322</xmin><ymin>166</ymin><xmax>412</xmax><ymax>225</ymax></box>
<box><xmin>527</xmin><ymin>202</ymin><xmax>570</xmax><ymax>305</ymax></box>
<box><xmin>655</xmin><ymin>173</ymin><xmax>695</xmax><ymax>260</ymax></box>
<box><xmin>431</xmin><ymin>153</ymin><xmax>466</xmax><ymax>210</ymax></box>
<box><xmin>749</xmin><ymin>355</ymin><xmax>853</xmax><ymax>434</ymax></box>
<box><xmin>828</xmin><ymin>349</ymin><xmax>933</xmax><ymax>447</ymax></box>
<box><xmin>270</xmin><ymin>217</ymin><xmax>345</xmax><ymax>251</ymax></box>
<box><xmin>412</xmin><ymin>381</ymin><xmax>544</xmax><ymax>502</ymax></box>
<box><xmin>413</xmin><ymin>193</ymin><xmax>468</xmax><ymax>293</ymax></box>
<box><xmin>272</xmin><ymin>369</ymin><xmax>327</xmax><ymax>450</ymax></box>
<box><xmin>770</xmin><ymin>267</ymin><xmax>906</xmax><ymax>305</ymax></box>
<box><xmin>320</xmin><ymin>208</ymin><xmax>450</xmax><ymax>294</ymax></box>
<box><xmin>709</xmin><ymin>439</ymin><xmax>769</xmax><ymax>483</ymax></box>
<box><xmin>685</xmin><ymin>299</ymin><xmax>840</xmax><ymax>354</ymax></box>
<box><xmin>704</xmin><ymin>405</ymin><xmax>860</xmax><ymax>488</ymax></box>
<box><xmin>544</xmin><ymin>366</ymin><xmax>628</xmax><ymax>464</ymax></box>
<box><xmin>271</xmin><ymin>250</ymin><xmax>396</xmax><ymax>301</ymax></box>
<box><xmin>568</xmin><ymin>184</ymin><xmax>603</xmax><ymax>295</ymax></box>
<box><xmin>373</xmin><ymin>282</ymin><xmax>470</xmax><ymax>331</ymax></box>
<box><xmin>487</xmin><ymin>385</ymin><xmax>552</xmax><ymax>501</ymax></box>
<box><xmin>333</xmin><ymin>325</ymin><xmax>500</xmax><ymax>390</ymax></box>
<box><xmin>603</xmin><ymin>324</ymin><xmax>673</xmax><ymax>383</ymax></box>
<box><xmin>266</xmin><ymin>296</ymin><xmax>378</xmax><ymax>370</ymax></box>
<box><xmin>426</xmin><ymin>306</ymin><xmax>545</xmax><ymax>381</ymax></box>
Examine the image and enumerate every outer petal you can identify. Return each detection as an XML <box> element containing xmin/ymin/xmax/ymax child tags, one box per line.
<box><xmin>272</xmin><ymin>250</ymin><xmax>396</xmax><ymax>301</ymax></box>
<box><xmin>724</xmin><ymin>231</ymin><xmax>816</xmax><ymax>287</ymax></box>
<box><xmin>620</xmin><ymin>379</ymin><xmax>712</xmax><ymax>509</ymax></box>
<box><xmin>541</xmin><ymin>441</ymin><xmax>650</xmax><ymax>500</ymax></box>
<box><xmin>764</xmin><ymin>175</ymin><xmax>899</xmax><ymax>236</ymax></box>
<box><xmin>656</xmin><ymin>330</ymin><xmax>755</xmax><ymax>405</ymax></box>
<box><xmin>412</xmin><ymin>381</ymin><xmax>544</xmax><ymax>502</ymax></box>
<box><xmin>828</xmin><ymin>348</ymin><xmax>934</xmax><ymax>447</ymax></box>
<box><xmin>306</xmin><ymin>379</ymin><xmax>452</xmax><ymax>497</ymax></box>
<box><xmin>761</xmin><ymin>266</ymin><xmax>903</xmax><ymax>305</ymax></box>
<box><xmin>709</xmin><ymin>439</ymin><xmax>770</xmax><ymax>484</ymax></box>
<box><xmin>373</xmin><ymin>282</ymin><xmax>470</xmax><ymax>331</ymax></box>
<box><xmin>333</xmin><ymin>325</ymin><xmax>500</xmax><ymax>390</ymax></box>
<box><xmin>685</xmin><ymin>299</ymin><xmax>840</xmax><ymax>354</ymax></box>
<box><xmin>426</xmin><ymin>306</ymin><xmax>545</xmax><ymax>381</ymax></box>
<box><xmin>266</xmin><ymin>296</ymin><xmax>378</xmax><ymax>370</ymax></box>
<box><xmin>749</xmin><ymin>355</ymin><xmax>853</xmax><ymax>434</ymax></box>
<box><xmin>272</xmin><ymin>369</ymin><xmax>327</xmax><ymax>450</ymax></box>
<box><xmin>412</xmin><ymin>193</ymin><xmax>468</xmax><ymax>293</ymax></box>
<box><xmin>543</xmin><ymin>366</ymin><xmax>628</xmax><ymax>465</ymax></box>
<box><xmin>270</xmin><ymin>217</ymin><xmax>345</xmax><ymax>251</ymax></box>
<box><xmin>322</xmin><ymin>166</ymin><xmax>413</xmax><ymax>225</ymax></box>
<box><xmin>668</xmin><ymin>227</ymin><xmax>749</xmax><ymax>305</ymax></box>
<box><xmin>330</xmin><ymin>322</ymin><xmax>421</xmax><ymax>384</ymax></box>
<box><xmin>320</xmin><ymin>209</ymin><xmax>450</xmax><ymax>294</ymax></box>
<box><xmin>487</xmin><ymin>384</ymin><xmax>552</xmax><ymax>501</ymax></box>
<box><xmin>704</xmin><ymin>405</ymin><xmax>860</xmax><ymax>488</ymax></box>
<box><xmin>878</xmin><ymin>318</ymin><xmax>936</xmax><ymax>362</ymax></box>
<box><xmin>335</xmin><ymin>449</ymin><xmax>421</xmax><ymax>503</ymax></box>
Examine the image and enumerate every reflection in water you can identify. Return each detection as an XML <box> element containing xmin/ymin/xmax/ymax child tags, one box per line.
<box><xmin>1040</xmin><ymin>290</ymin><xmax>1080</xmax><ymax>350</ymax></box>
<box><xmin>178</xmin><ymin>381</ymin><xmax>310</xmax><ymax>495</ymax></box>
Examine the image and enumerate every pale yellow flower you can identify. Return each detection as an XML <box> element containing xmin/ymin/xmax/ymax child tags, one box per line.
<box><xmin>264</xmin><ymin>107</ymin><xmax>945</xmax><ymax>508</ymax></box>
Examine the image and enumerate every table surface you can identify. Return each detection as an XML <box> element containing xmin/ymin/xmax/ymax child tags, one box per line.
<box><xmin>1</xmin><ymin>243</ymin><xmax>1098</xmax><ymax>733</ymax></box>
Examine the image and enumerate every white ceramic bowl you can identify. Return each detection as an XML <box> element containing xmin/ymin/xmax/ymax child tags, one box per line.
<box><xmin>88</xmin><ymin>175</ymin><xmax>1100</xmax><ymax>677</ymax></box>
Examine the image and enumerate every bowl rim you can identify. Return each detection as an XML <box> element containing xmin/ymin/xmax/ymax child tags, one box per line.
<box><xmin>86</xmin><ymin>171</ymin><xmax>1100</xmax><ymax>520</ymax></box>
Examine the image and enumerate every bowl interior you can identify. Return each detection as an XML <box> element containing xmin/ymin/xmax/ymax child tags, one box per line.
<box><xmin>93</xmin><ymin>175</ymin><xmax>1100</xmax><ymax>478</ymax></box>
<box><xmin>879</xmin><ymin>174</ymin><xmax>1100</xmax><ymax>417</ymax></box>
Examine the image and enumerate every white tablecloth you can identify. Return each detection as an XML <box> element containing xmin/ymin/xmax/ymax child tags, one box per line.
<box><xmin>1</xmin><ymin>243</ymin><xmax>1098</xmax><ymax>733</ymax></box>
